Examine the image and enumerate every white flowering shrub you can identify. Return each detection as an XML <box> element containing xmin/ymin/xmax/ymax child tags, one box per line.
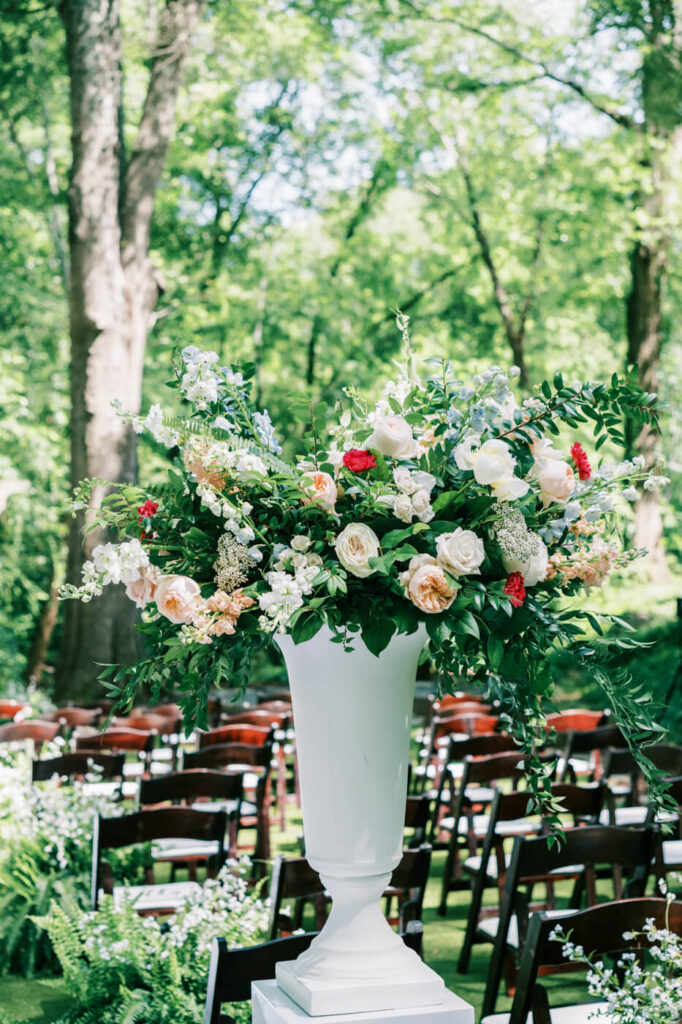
<box><xmin>550</xmin><ymin>902</ymin><xmax>682</xmax><ymax>1024</ymax></box>
<box><xmin>35</xmin><ymin>864</ymin><xmax>269</xmax><ymax>1024</ymax></box>
<box><xmin>0</xmin><ymin>758</ymin><xmax>140</xmax><ymax>976</ymax></box>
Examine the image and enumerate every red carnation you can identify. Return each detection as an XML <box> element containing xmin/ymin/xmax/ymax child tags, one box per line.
<box><xmin>570</xmin><ymin>442</ymin><xmax>591</xmax><ymax>481</ymax></box>
<box><xmin>342</xmin><ymin>449</ymin><xmax>377</xmax><ymax>473</ymax></box>
<box><xmin>137</xmin><ymin>500</ymin><xmax>159</xmax><ymax>523</ymax></box>
<box><xmin>137</xmin><ymin>500</ymin><xmax>159</xmax><ymax>539</ymax></box>
<box><xmin>503</xmin><ymin>571</ymin><xmax>526</xmax><ymax>609</ymax></box>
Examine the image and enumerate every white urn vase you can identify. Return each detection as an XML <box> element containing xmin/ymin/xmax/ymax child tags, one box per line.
<box><xmin>273</xmin><ymin>623</ymin><xmax>445</xmax><ymax>1017</ymax></box>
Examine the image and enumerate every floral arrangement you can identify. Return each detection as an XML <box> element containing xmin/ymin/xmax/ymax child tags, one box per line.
<box><xmin>550</xmin><ymin>894</ymin><xmax>682</xmax><ymax>1024</ymax></box>
<box><xmin>35</xmin><ymin>864</ymin><xmax>268</xmax><ymax>1024</ymax></box>
<box><xmin>63</xmin><ymin>316</ymin><xmax>669</xmax><ymax>817</ymax></box>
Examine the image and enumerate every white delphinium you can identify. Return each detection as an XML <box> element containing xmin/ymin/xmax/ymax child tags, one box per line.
<box><xmin>180</xmin><ymin>346</ymin><xmax>221</xmax><ymax>409</ymax></box>
<box><xmin>132</xmin><ymin>403</ymin><xmax>180</xmax><ymax>447</ymax></box>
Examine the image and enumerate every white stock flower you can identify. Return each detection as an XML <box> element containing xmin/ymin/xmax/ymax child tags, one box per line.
<box><xmin>334</xmin><ymin>523</ymin><xmax>381</xmax><ymax>578</ymax></box>
<box><xmin>411</xmin><ymin>489</ymin><xmax>432</xmax><ymax>520</ymax></box>
<box><xmin>412</xmin><ymin>471</ymin><xmax>436</xmax><ymax>493</ymax></box>
<box><xmin>365</xmin><ymin>415</ymin><xmax>419</xmax><ymax>460</ymax></box>
<box><xmin>436</xmin><ymin>529</ymin><xmax>485</xmax><ymax>577</ymax></box>
<box><xmin>235</xmin><ymin>453</ymin><xmax>267</xmax><ymax>482</ymax></box>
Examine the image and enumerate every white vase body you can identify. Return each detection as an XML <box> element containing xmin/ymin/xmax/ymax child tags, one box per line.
<box><xmin>274</xmin><ymin>624</ymin><xmax>445</xmax><ymax>1016</ymax></box>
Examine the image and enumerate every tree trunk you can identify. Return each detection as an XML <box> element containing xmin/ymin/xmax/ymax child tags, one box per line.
<box><xmin>624</xmin><ymin>6</ymin><xmax>682</xmax><ymax>578</ymax></box>
<box><xmin>24</xmin><ymin>579</ymin><xmax>60</xmax><ymax>688</ymax></box>
<box><xmin>55</xmin><ymin>0</ymin><xmax>203</xmax><ymax>703</ymax></box>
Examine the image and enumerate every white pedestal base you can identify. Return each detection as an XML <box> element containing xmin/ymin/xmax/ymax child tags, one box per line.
<box><xmin>252</xmin><ymin>981</ymin><xmax>474</xmax><ymax>1023</ymax></box>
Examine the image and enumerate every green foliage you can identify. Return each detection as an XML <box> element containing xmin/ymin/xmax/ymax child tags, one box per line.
<box><xmin>33</xmin><ymin>867</ymin><xmax>267</xmax><ymax>1024</ymax></box>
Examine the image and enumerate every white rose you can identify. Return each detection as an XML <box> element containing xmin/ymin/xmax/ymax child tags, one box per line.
<box><xmin>411</xmin><ymin>489</ymin><xmax>432</xmax><ymax>518</ymax></box>
<box><xmin>365</xmin><ymin>415</ymin><xmax>419</xmax><ymax>460</ymax></box>
<box><xmin>393</xmin><ymin>493</ymin><xmax>414</xmax><ymax>523</ymax></box>
<box><xmin>399</xmin><ymin>553</ymin><xmax>437</xmax><ymax>589</ymax></box>
<box><xmin>412</xmin><ymin>471</ymin><xmax>436</xmax><ymax>494</ymax></box>
<box><xmin>472</xmin><ymin>439</ymin><xmax>515</xmax><ymax>486</ymax></box>
<box><xmin>454</xmin><ymin>435</ymin><xmax>481</xmax><ymax>471</ymax></box>
<box><xmin>490</xmin><ymin>475</ymin><xmax>530</xmax><ymax>501</ymax></box>
<box><xmin>291</xmin><ymin>535</ymin><xmax>311</xmax><ymax>553</ymax></box>
<box><xmin>334</xmin><ymin>523</ymin><xmax>381</xmax><ymax>578</ymax></box>
<box><xmin>436</xmin><ymin>528</ymin><xmax>485</xmax><ymax>577</ymax></box>
<box><xmin>394</xmin><ymin>467</ymin><xmax>416</xmax><ymax>494</ymax></box>
<box><xmin>502</xmin><ymin>535</ymin><xmax>548</xmax><ymax>586</ymax></box>
<box><xmin>538</xmin><ymin>460</ymin><xmax>575</xmax><ymax>506</ymax></box>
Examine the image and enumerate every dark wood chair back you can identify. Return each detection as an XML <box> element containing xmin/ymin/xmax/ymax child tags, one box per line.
<box><xmin>0</xmin><ymin>720</ymin><xmax>60</xmax><ymax>754</ymax></box>
<box><xmin>32</xmin><ymin>750</ymin><xmax>125</xmax><ymax>784</ymax></box>
<box><xmin>481</xmin><ymin>824</ymin><xmax>659</xmax><ymax>1018</ymax></box>
<box><xmin>92</xmin><ymin>806</ymin><xmax>227</xmax><ymax>909</ymax></box>
<box><xmin>183</xmin><ymin>741</ymin><xmax>272</xmax><ymax>772</ymax></box>
<box><xmin>559</xmin><ymin>724</ymin><xmax>625</xmax><ymax>782</ymax></box>
<box><xmin>198</xmin><ymin>724</ymin><xmax>274</xmax><ymax>749</ymax></box>
<box><xmin>220</xmin><ymin>710</ymin><xmax>289</xmax><ymax>730</ymax></box>
<box><xmin>405</xmin><ymin>795</ymin><xmax>431</xmax><ymax>847</ymax></box>
<box><xmin>510</xmin><ymin>898</ymin><xmax>682</xmax><ymax>1024</ymax></box>
<box><xmin>0</xmin><ymin>700</ymin><xmax>27</xmax><ymax>721</ymax></box>
<box><xmin>76</xmin><ymin>727</ymin><xmax>155</xmax><ymax>752</ymax></box>
<box><xmin>48</xmin><ymin>707</ymin><xmax>101</xmax><ymax>728</ymax></box>
<box><xmin>545</xmin><ymin>709</ymin><xmax>608</xmax><ymax>733</ymax></box>
<box><xmin>112</xmin><ymin>713</ymin><xmax>176</xmax><ymax>734</ymax></box>
<box><xmin>140</xmin><ymin>768</ymin><xmax>243</xmax><ymax>807</ymax></box>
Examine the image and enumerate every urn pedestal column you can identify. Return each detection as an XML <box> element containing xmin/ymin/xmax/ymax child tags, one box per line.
<box><xmin>272</xmin><ymin>625</ymin><xmax>456</xmax><ymax>1018</ymax></box>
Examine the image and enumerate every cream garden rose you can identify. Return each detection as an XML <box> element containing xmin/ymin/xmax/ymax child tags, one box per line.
<box><xmin>365</xmin><ymin>415</ymin><xmax>419</xmax><ymax>459</ymax></box>
<box><xmin>155</xmin><ymin>575</ymin><xmax>203</xmax><ymax>624</ymax></box>
<box><xmin>538</xmin><ymin>460</ymin><xmax>575</xmax><ymax>506</ymax></box>
<box><xmin>407</xmin><ymin>563</ymin><xmax>457</xmax><ymax>614</ymax></box>
<box><xmin>398</xmin><ymin>553</ymin><xmax>437</xmax><ymax>589</ymax></box>
<box><xmin>301</xmin><ymin>470</ymin><xmax>337</xmax><ymax>510</ymax></box>
<box><xmin>436</xmin><ymin>528</ymin><xmax>485</xmax><ymax>577</ymax></box>
<box><xmin>334</xmin><ymin>523</ymin><xmax>381</xmax><ymax>578</ymax></box>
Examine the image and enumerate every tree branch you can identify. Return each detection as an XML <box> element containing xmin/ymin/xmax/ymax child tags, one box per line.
<box><xmin>397</xmin><ymin>0</ymin><xmax>638</xmax><ymax>131</ymax></box>
<box><xmin>121</xmin><ymin>0</ymin><xmax>204</xmax><ymax>263</ymax></box>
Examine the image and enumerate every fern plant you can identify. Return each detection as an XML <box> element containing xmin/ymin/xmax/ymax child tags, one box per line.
<box><xmin>33</xmin><ymin>865</ymin><xmax>268</xmax><ymax>1024</ymax></box>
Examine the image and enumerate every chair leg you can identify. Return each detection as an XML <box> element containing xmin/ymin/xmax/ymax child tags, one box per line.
<box><xmin>457</xmin><ymin>877</ymin><xmax>480</xmax><ymax>973</ymax></box>
<box><xmin>438</xmin><ymin>834</ymin><xmax>458</xmax><ymax>916</ymax></box>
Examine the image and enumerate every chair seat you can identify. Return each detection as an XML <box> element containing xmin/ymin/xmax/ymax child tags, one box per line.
<box><xmin>189</xmin><ymin>799</ymin><xmax>256</xmax><ymax>816</ymax></box>
<box><xmin>441</xmin><ymin>814</ymin><xmax>538</xmax><ymax>838</ymax></box>
<box><xmin>80</xmin><ymin>780</ymin><xmax>137</xmax><ymax>799</ymax></box>
<box><xmin>599</xmin><ymin>806</ymin><xmax>677</xmax><ymax>827</ymax></box>
<box><xmin>663</xmin><ymin>839</ymin><xmax>682</xmax><ymax>867</ymax></box>
<box><xmin>152</xmin><ymin>838</ymin><xmax>220</xmax><ymax>860</ymax></box>
<box><xmin>482</xmin><ymin>1002</ymin><xmax>611</xmax><ymax>1024</ymax></box>
<box><xmin>478</xmin><ymin>908</ymin><xmax>576</xmax><ymax>950</ymax></box>
<box><xmin>463</xmin><ymin>853</ymin><xmax>510</xmax><ymax>878</ymax></box>
<box><xmin>112</xmin><ymin>880</ymin><xmax>200</xmax><ymax>912</ymax></box>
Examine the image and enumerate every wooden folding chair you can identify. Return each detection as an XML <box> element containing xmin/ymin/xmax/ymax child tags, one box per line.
<box><xmin>140</xmin><ymin>768</ymin><xmax>243</xmax><ymax>863</ymax></box>
<box><xmin>91</xmin><ymin>806</ymin><xmax>226</xmax><ymax>912</ymax></box>
<box><xmin>481</xmin><ymin>897</ymin><xmax>682</xmax><ymax>1024</ymax></box>
<box><xmin>480</xmin><ymin>824</ymin><xmax>658</xmax><ymax>1018</ymax></box>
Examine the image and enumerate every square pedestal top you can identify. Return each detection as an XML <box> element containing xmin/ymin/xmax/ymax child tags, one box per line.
<box><xmin>252</xmin><ymin>981</ymin><xmax>475</xmax><ymax>1024</ymax></box>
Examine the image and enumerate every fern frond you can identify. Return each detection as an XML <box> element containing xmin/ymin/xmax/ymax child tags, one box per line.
<box><xmin>163</xmin><ymin>416</ymin><xmax>294</xmax><ymax>476</ymax></box>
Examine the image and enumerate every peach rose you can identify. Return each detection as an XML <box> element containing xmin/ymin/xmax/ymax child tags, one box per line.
<box><xmin>301</xmin><ymin>470</ymin><xmax>337</xmax><ymax>510</ymax></box>
<box><xmin>183</xmin><ymin>443</ymin><xmax>227</xmax><ymax>491</ymax></box>
<box><xmin>537</xmin><ymin>460</ymin><xmax>575</xmax><ymax>506</ymax></box>
<box><xmin>155</xmin><ymin>575</ymin><xmax>203</xmax><ymax>624</ymax></box>
<box><xmin>407</xmin><ymin>563</ymin><xmax>457</xmax><ymax>614</ymax></box>
<box><xmin>125</xmin><ymin>564</ymin><xmax>162</xmax><ymax>609</ymax></box>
